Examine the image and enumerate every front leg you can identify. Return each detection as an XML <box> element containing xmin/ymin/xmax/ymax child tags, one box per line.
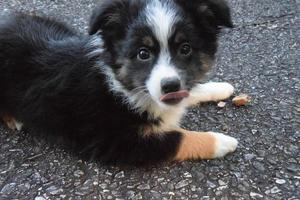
<box><xmin>187</xmin><ymin>82</ymin><xmax>235</xmax><ymax>106</ymax></box>
<box><xmin>115</xmin><ymin>127</ymin><xmax>238</xmax><ymax>164</ymax></box>
<box><xmin>174</xmin><ymin>129</ymin><xmax>238</xmax><ymax>161</ymax></box>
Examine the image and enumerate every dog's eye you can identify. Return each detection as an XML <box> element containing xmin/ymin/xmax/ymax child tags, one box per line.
<box><xmin>179</xmin><ymin>43</ymin><xmax>192</xmax><ymax>56</ymax></box>
<box><xmin>137</xmin><ymin>48</ymin><xmax>151</xmax><ymax>61</ymax></box>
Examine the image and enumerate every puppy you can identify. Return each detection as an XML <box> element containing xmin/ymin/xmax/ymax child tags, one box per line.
<box><xmin>0</xmin><ymin>0</ymin><xmax>238</xmax><ymax>165</ymax></box>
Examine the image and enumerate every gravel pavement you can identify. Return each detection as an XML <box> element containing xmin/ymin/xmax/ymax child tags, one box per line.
<box><xmin>0</xmin><ymin>0</ymin><xmax>299</xmax><ymax>199</ymax></box>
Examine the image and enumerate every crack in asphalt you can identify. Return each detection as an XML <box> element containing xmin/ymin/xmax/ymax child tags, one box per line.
<box><xmin>235</xmin><ymin>13</ymin><xmax>297</xmax><ymax>29</ymax></box>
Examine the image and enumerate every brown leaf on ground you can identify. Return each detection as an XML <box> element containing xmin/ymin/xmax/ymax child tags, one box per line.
<box><xmin>232</xmin><ymin>94</ymin><xmax>251</xmax><ymax>106</ymax></box>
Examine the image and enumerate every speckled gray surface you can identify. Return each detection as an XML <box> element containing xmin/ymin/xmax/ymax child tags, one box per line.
<box><xmin>0</xmin><ymin>0</ymin><xmax>299</xmax><ymax>199</ymax></box>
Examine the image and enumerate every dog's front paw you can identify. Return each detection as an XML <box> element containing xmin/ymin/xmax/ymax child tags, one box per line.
<box><xmin>188</xmin><ymin>82</ymin><xmax>235</xmax><ymax>105</ymax></box>
<box><xmin>2</xmin><ymin>115</ymin><xmax>23</xmax><ymax>131</ymax></box>
<box><xmin>209</xmin><ymin>132</ymin><xmax>238</xmax><ymax>158</ymax></box>
<box><xmin>212</xmin><ymin>82</ymin><xmax>235</xmax><ymax>101</ymax></box>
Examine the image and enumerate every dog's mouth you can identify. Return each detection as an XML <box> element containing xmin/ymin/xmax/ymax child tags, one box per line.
<box><xmin>159</xmin><ymin>90</ymin><xmax>189</xmax><ymax>105</ymax></box>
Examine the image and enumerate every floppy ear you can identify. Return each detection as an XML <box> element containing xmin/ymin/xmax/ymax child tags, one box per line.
<box><xmin>89</xmin><ymin>0</ymin><xmax>130</xmax><ymax>40</ymax></box>
<box><xmin>175</xmin><ymin>0</ymin><xmax>233</xmax><ymax>30</ymax></box>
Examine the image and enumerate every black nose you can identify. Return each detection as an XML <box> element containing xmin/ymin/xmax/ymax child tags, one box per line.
<box><xmin>161</xmin><ymin>77</ymin><xmax>181</xmax><ymax>94</ymax></box>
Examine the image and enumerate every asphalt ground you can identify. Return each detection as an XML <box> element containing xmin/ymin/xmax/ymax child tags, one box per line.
<box><xmin>0</xmin><ymin>0</ymin><xmax>299</xmax><ymax>199</ymax></box>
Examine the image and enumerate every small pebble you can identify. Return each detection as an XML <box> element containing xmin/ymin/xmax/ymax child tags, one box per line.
<box><xmin>1</xmin><ymin>183</ymin><xmax>16</xmax><ymax>195</ymax></box>
<box><xmin>137</xmin><ymin>183</ymin><xmax>150</xmax><ymax>190</ymax></box>
<box><xmin>35</xmin><ymin>197</ymin><xmax>46</xmax><ymax>200</ymax></box>
<box><xmin>217</xmin><ymin>101</ymin><xmax>227</xmax><ymax>108</ymax></box>
<box><xmin>175</xmin><ymin>180</ymin><xmax>189</xmax><ymax>189</ymax></box>
<box><xmin>250</xmin><ymin>192</ymin><xmax>263</xmax><ymax>198</ymax></box>
<box><xmin>253</xmin><ymin>161</ymin><xmax>265</xmax><ymax>172</ymax></box>
<box><xmin>270</xmin><ymin>186</ymin><xmax>281</xmax><ymax>194</ymax></box>
<box><xmin>115</xmin><ymin>171</ymin><xmax>125</xmax><ymax>179</ymax></box>
<box><xmin>244</xmin><ymin>154</ymin><xmax>255</xmax><ymax>161</ymax></box>
<box><xmin>74</xmin><ymin>170</ymin><xmax>84</xmax><ymax>177</ymax></box>
<box><xmin>275</xmin><ymin>179</ymin><xmax>286</xmax><ymax>184</ymax></box>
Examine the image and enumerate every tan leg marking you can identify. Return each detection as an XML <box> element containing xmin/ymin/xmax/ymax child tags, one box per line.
<box><xmin>175</xmin><ymin>129</ymin><xmax>238</xmax><ymax>161</ymax></box>
<box><xmin>2</xmin><ymin>115</ymin><xmax>23</xmax><ymax>131</ymax></box>
<box><xmin>175</xmin><ymin>129</ymin><xmax>216</xmax><ymax>161</ymax></box>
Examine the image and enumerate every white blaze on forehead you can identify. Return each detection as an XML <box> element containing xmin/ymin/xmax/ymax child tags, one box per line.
<box><xmin>145</xmin><ymin>0</ymin><xmax>179</xmax><ymax>48</ymax></box>
<box><xmin>144</xmin><ymin>1</ymin><xmax>181</xmax><ymax>108</ymax></box>
<box><xmin>144</xmin><ymin>1</ymin><xmax>183</xmax><ymax>110</ymax></box>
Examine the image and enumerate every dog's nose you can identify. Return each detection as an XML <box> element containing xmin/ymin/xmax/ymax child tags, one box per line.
<box><xmin>161</xmin><ymin>77</ymin><xmax>181</xmax><ymax>94</ymax></box>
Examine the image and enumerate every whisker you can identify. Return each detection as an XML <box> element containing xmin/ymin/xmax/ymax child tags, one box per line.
<box><xmin>130</xmin><ymin>86</ymin><xmax>147</xmax><ymax>92</ymax></box>
<box><xmin>131</xmin><ymin>90</ymin><xmax>147</xmax><ymax>98</ymax></box>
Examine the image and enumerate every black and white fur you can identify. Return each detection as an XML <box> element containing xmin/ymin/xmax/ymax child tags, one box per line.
<box><xmin>0</xmin><ymin>0</ymin><xmax>238</xmax><ymax>165</ymax></box>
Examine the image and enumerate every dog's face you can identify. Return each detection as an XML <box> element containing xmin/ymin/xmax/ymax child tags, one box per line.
<box><xmin>90</xmin><ymin>0</ymin><xmax>232</xmax><ymax>111</ymax></box>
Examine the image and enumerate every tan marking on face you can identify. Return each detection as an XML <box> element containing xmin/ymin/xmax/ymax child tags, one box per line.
<box><xmin>200</xmin><ymin>53</ymin><xmax>214</xmax><ymax>73</ymax></box>
<box><xmin>142</xmin><ymin>36</ymin><xmax>154</xmax><ymax>47</ymax></box>
<box><xmin>175</xmin><ymin>128</ymin><xmax>216</xmax><ymax>161</ymax></box>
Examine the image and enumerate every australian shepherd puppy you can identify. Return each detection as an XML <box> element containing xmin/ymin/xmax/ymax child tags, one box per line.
<box><xmin>0</xmin><ymin>0</ymin><xmax>238</xmax><ymax>165</ymax></box>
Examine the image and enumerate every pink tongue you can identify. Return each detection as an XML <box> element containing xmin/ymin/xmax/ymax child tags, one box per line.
<box><xmin>160</xmin><ymin>90</ymin><xmax>190</xmax><ymax>102</ymax></box>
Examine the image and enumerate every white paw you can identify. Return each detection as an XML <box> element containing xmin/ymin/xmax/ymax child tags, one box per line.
<box><xmin>188</xmin><ymin>82</ymin><xmax>235</xmax><ymax>105</ymax></box>
<box><xmin>211</xmin><ymin>82</ymin><xmax>235</xmax><ymax>101</ymax></box>
<box><xmin>15</xmin><ymin>121</ymin><xmax>23</xmax><ymax>131</ymax></box>
<box><xmin>209</xmin><ymin>132</ymin><xmax>238</xmax><ymax>158</ymax></box>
